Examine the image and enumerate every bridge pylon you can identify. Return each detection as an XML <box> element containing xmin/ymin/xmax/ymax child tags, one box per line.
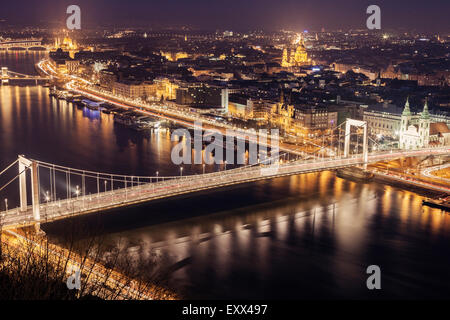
<box><xmin>1</xmin><ymin>67</ymin><xmax>8</xmax><ymax>84</ymax></box>
<box><xmin>0</xmin><ymin>148</ymin><xmax>449</xmax><ymax>230</ymax></box>
<box><xmin>344</xmin><ymin>119</ymin><xmax>368</xmax><ymax>169</ymax></box>
<box><xmin>18</xmin><ymin>155</ymin><xmax>40</xmax><ymax>222</ymax></box>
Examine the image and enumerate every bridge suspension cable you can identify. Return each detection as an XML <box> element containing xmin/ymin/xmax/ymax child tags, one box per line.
<box><xmin>0</xmin><ymin>159</ymin><xmax>19</xmax><ymax>176</ymax></box>
<box><xmin>0</xmin><ymin>145</ymin><xmax>448</xmax><ymax>229</ymax></box>
<box><xmin>0</xmin><ymin>67</ymin><xmax>50</xmax><ymax>80</ymax></box>
<box><xmin>31</xmin><ymin>159</ymin><xmax>179</xmax><ymax>181</ymax></box>
<box><xmin>0</xmin><ymin>164</ymin><xmax>30</xmax><ymax>193</ymax></box>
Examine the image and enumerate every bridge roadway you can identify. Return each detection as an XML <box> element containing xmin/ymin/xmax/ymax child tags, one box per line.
<box><xmin>40</xmin><ymin>58</ymin><xmax>332</xmax><ymax>157</ymax></box>
<box><xmin>67</xmin><ymin>82</ymin><xmax>296</xmax><ymax>155</ymax></box>
<box><xmin>1</xmin><ymin>147</ymin><xmax>448</xmax><ymax>229</ymax></box>
<box><xmin>1</xmin><ymin>76</ymin><xmax>50</xmax><ymax>81</ymax></box>
<box><xmin>0</xmin><ymin>39</ymin><xmax>46</xmax><ymax>50</ymax></box>
<box><xmin>0</xmin><ymin>70</ymin><xmax>50</xmax><ymax>81</ymax></box>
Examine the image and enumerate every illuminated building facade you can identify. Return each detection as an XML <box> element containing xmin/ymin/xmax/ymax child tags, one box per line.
<box><xmin>49</xmin><ymin>48</ymin><xmax>79</xmax><ymax>74</ymax></box>
<box><xmin>54</xmin><ymin>36</ymin><xmax>79</xmax><ymax>59</ymax></box>
<box><xmin>399</xmin><ymin>98</ymin><xmax>450</xmax><ymax>149</ymax></box>
<box><xmin>281</xmin><ymin>34</ymin><xmax>310</xmax><ymax>67</ymax></box>
<box><xmin>175</xmin><ymin>83</ymin><xmax>222</xmax><ymax>107</ymax></box>
<box><xmin>153</xmin><ymin>78</ymin><xmax>179</xmax><ymax>100</ymax></box>
<box><xmin>364</xmin><ymin>103</ymin><xmax>404</xmax><ymax>137</ymax></box>
<box><xmin>112</xmin><ymin>80</ymin><xmax>154</xmax><ymax>99</ymax></box>
<box><xmin>99</xmin><ymin>70</ymin><xmax>117</xmax><ymax>90</ymax></box>
<box><xmin>248</xmin><ymin>99</ymin><xmax>274</xmax><ymax>122</ymax></box>
<box><xmin>161</xmin><ymin>51</ymin><xmax>189</xmax><ymax>62</ymax></box>
<box><xmin>228</xmin><ymin>95</ymin><xmax>253</xmax><ymax>119</ymax></box>
<box><xmin>364</xmin><ymin>99</ymin><xmax>450</xmax><ymax>140</ymax></box>
<box><xmin>269</xmin><ymin>91</ymin><xmax>294</xmax><ymax>132</ymax></box>
<box><xmin>293</xmin><ymin>107</ymin><xmax>338</xmax><ymax>132</ymax></box>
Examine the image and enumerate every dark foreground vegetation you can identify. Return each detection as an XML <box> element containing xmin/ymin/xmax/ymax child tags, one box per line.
<box><xmin>0</xmin><ymin>222</ymin><xmax>176</xmax><ymax>300</ymax></box>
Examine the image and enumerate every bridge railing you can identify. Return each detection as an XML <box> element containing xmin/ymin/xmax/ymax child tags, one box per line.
<box><xmin>27</xmin><ymin>156</ymin><xmax>366</xmax><ymax>221</ymax></box>
<box><xmin>1</xmin><ymin>147</ymin><xmax>448</xmax><ymax>226</ymax></box>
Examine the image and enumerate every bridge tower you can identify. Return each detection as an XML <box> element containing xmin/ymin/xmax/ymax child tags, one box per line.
<box><xmin>344</xmin><ymin>119</ymin><xmax>368</xmax><ymax>169</ymax></box>
<box><xmin>18</xmin><ymin>155</ymin><xmax>40</xmax><ymax>222</ymax></box>
<box><xmin>1</xmin><ymin>67</ymin><xmax>8</xmax><ymax>84</ymax></box>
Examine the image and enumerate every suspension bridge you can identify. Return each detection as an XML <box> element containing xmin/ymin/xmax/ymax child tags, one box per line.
<box><xmin>0</xmin><ymin>120</ymin><xmax>448</xmax><ymax>230</ymax></box>
<box><xmin>1</xmin><ymin>67</ymin><xmax>51</xmax><ymax>84</ymax></box>
<box><xmin>0</xmin><ymin>39</ymin><xmax>47</xmax><ymax>50</ymax></box>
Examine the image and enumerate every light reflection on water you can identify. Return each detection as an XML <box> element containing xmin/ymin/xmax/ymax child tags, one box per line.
<box><xmin>56</xmin><ymin>171</ymin><xmax>449</xmax><ymax>299</ymax></box>
<box><xmin>1</xmin><ymin>52</ymin><xmax>450</xmax><ymax>299</ymax></box>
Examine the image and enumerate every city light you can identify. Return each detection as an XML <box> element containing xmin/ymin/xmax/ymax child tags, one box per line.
<box><xmin>0</xmin><ymin>1</ymin><xmax>449</xmax><ymax>305</ymax></box>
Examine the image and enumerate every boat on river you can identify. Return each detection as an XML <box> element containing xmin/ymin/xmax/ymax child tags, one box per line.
<box><xmin>336</xmin><ymin>167</ymin><xmax>374</xmax><ymax>182</ymax></box>
<box><xmin>422</xmin><ymin>196</ymin><xmax>450</xmax><ymax>211</ymax></box>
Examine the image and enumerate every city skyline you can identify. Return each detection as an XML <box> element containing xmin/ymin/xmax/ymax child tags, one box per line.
<box><xmin>0</xmin><ymin>0</ymin><xmax>449</xmax><ymax>32</ymax></box>
<box><xmin>0</xmin><ymin>0</ymin><xmax>449</xmax><ymax>306</ymax></box>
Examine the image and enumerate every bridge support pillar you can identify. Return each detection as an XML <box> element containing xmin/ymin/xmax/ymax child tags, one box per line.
<box><xmin>31</xmin><ymin>161</ymin><xmax>40</xmax><ymax>222</ymax></box>
<box><xmin>1</xmin><ymin>67</ymin><xmax>8</xmax><ymax>84</ymax></box>
<box><xmin>344</xmin><ymin>121</ymin><xmax>351</xmax><ymax>158</ymax></box>
<box><xmin>344</xmin><ymin>119</ymin><xmax>368</xmax><ymax>169</ymax></box>
<box><xmin>18</xmin><ymin>155</ymin><xmax>30</xmax><ymax>212</ymax></box>
<box><xmin>362</xmin><ymin>125</ymin><xmax>368</xmax><ymax>170</ymax></box>
<box><xmin>18</xmin><ymin>155</ymin><xmax>40</xmax><ymax>221</ymax></box>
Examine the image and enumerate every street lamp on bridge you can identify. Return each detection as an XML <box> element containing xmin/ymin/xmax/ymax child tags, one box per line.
<box><xmin>45</xmin><ymin>191</ymin><xmax>50</xmax><ymax>223</ymax></box>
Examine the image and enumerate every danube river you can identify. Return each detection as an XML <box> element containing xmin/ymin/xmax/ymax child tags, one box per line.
<box><xmin>1</xmin><ymin>51</ymin><xmax>450</xmax><ymax>299</ymax></box>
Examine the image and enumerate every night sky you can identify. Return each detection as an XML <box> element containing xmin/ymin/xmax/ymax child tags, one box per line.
<box><xmin>1</xmin><ymin>0</ymin><xmax>449</xmax><ymax>31</ymax></box>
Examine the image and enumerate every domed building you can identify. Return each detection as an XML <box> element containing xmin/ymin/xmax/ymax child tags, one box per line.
<box><xmin>281</xmin><ymin>34</ymin><xmax>310</xmax><ymax>68</ymax></box>
<box><xmin>54</xmin><ymin>34</ymin><xmax>79</xmax><ymax>58</ymax></box>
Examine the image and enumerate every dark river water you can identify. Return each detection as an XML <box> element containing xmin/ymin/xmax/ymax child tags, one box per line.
<box><xmin>1</xmin><ymin>51</ymin><xmax>450</xmax><ymax>299</ymax></box>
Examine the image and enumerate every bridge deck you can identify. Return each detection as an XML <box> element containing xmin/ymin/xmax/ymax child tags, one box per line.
<box><xmin>1</xmin><ymin>147</ymin><xmax>448</xmax><ymax>229</ymax></box>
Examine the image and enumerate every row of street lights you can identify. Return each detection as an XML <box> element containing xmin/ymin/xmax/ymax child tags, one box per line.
<box><xmin>3</xmin><ymin>162</ymin><xmax>234</xmax><ymax>216</ymax></box>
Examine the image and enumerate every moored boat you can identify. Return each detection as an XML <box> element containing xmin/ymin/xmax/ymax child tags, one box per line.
<box><xmin>422</xmin><ymin>196</ymin><xmax>450</xmax><ymax>211</ymax></box>
<box><xmin>82</xmin><ymin>99</ymin><xmax>101</xmax><ymax>110</ymax></box>
<box><xmin>336</xmin><ymin>167</ymin><xmax>374</xmax><ymax>182</ymax></box>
